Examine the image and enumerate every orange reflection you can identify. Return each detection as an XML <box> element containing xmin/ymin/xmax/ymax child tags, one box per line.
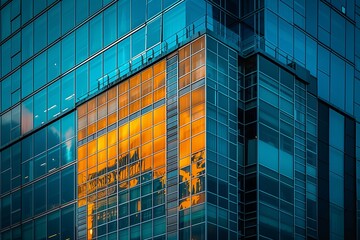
<box><xmin>77</xmin><ymin>59</ymin><xmax>169</xmax><ymax>240</ymax></box>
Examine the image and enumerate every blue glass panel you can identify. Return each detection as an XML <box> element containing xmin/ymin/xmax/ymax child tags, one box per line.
<box><xmin>47</xmin><ymin>42</ymin><xmax>61</xmax><ymax>81</ymax></box>
<box><xmin>345</xmin><ymin>63</ymin><xmax>354</xmax><ymax>114</ymax></box>
<box><xmin>104</xmin><ymin>46</ymin><xmax>117</xmax><ymax>81</ymax></box>
<box><xmin>21</xmin><ymin>61</ymin><xmax>34</xmax><ymax>97</ymax></box>
<box><xmin>34</xmin><ymin>13</ymin><xmax>47</xmax><ymax>53</ymax></box>
<box><xmin>330</xmin><ymin>54</ymin><xmax>345</xmax><ymax>110</ymax></box>
<box><xmin>62</xmin><ymin>33</ymin><xmax>75</xmax><ymax>73</ymax></box>
<box><xmin>34</xmin><ymin>128</ymin><xmax>46</xmax><ymax>156</ymax></box>
<box><xmin>48</xmin><ymin>3</ymin><xmax>61</xmax><ymax>43</ymax></box>
<box><xmin>21</xmin><ymin>23</ymin><xmax>33</xmax><ymax>62</ymax></box>
<box><xmin>61</xmin><ymin>165</ymin><xmax>75</xmax><ymax>203</ymax></box>
<box><xmin>104</xmin><ymin>4</ymin><xmax>117</xmax><ymax>46</ymax></box>
<box><xmin>62</xmin><ymin>0</ymin><xmax>75</xmax><ymax>34</ymax></box>
<box><xmin>48</xmin><ymin>146</ymin><xmax>60</xmax><ymax>172</ymax></box>
<box><xmin>34</xmin><ymin>179</ymin><xmax>46</xmax><ymax>215</ymax></box>
<box><xmin>132</xmin><ymin>27</ymin><xmax>145</xmax><ymax>57</ymax></box>
<box><xmin>163</xmin><ymin>2</ymin><xmax>185</xmax><ymax>40</ymax></box>
<box><xmin>47</xmin><ymin>172</ymin><xmax>60</xmax><ymax>209</ymax></box>
<box><xmin>147</xmin><ymin>17</ymin><xmax>161</xmax><ymax>48</ymax></box>
<box><xmin>34</xmin><ymin>52</ymin><xmax>47</xmax><ymax>91</ymax></box>
<box><xmin>34</xmin><ymin>0</ymin><xmax>46</xmax><ymax>15</ymax></box>
<box><xmin>34</xmin><ymin>216</ymin><xmax>46</xmax><ymax>240</ymax></box>
<box><xmin>329</xmin><ymin>147</ymin><xmax>344</xmax><ymax>176</ymax></box>
<box><xmin>1</xmin><ymin>41</ymin><xmax>11</xmax><ymax>76</ymax></box>
<box><xmin>21</xmin><ymin>0</ymin><xmax>33</xmax><ymax>23</ymax></box>
<box><xmin>76</xmin><ymin>23</ymin><xmax>89</xmax><ymax>64</ymax></box>
<box><xmin>259</xmin><ymin>124</ymin><xmax>279</xmax><ymax>172</ymax></box>
<box><xmin>90</xmin><ymin>13</ymin><xmax>103</xmax><ymax>55</ymax></box>
<box><xmin>75</xmin><ymin>0</ymin><xmax>89</xmax><ymax>24</ymax></box>
<box><xmin>131</xmin><ymin>0</ymin><xmax>146</xmax><ymax>29</ymax></box>
<box><xmin>75</xmin><ymin>64</ymin><xmax>89</xmax><ymax>101</ymax></box>
<box><xmin>329</xmin><ymin>109</ymin><xmax>344</xmax><ymax>150</ymax></box>
<box><xmin>33</xmin><ymin>89</ymin><xmax>47</xmax><ymax>128</ymax></box>
<box><xmin>47</xmin><ymin>81</ymin><xmax>61</xmax><ymax>120</ymax></box>
<box><xmin>118</xmin><ymin>0</ymin><xmax>130</xmax><ymax>37</ymax></box>
<box><xmin>89</xmin><ymin>54</ymin><xmax>103</xmax><ymax>91</ymax></box>
<box><xmin>1</xmin><ymin>77</ymin><xmax>11</xmax><ymax>110</ymax></box>
<box><xmin>22</xmin><ymin>185</ymin><xmax>33</xmax><ymax>220</ymax></box>
<box><xmin>1</xmin><ymin>195</ymin><xmax>10</xmax><ymax>228</ymax></box>
<box><xmin>61</xmin><ymin>205</ymin><xmax>75</xmax><ymax>239</ymax></box>
<box><xmin>47</xmin><ymin>211</ymin><xmax>60</xmax><ymax>239</ymax></box>
<box><xmin>34</xmin><ymin>153</ymin><xmax>46</xmax><ymax>178</ymax></box>
<box><xmin>90</xmin><ymin>0</ymin><xmax>102</xmax><ymax>14</ymax></box>
<box><xmin>147</xmin><ymin>0</ymin><xmax>161</xmax><ymax>19</ymax></box>
<box><xmin>48</xmin><ymin>121</ymin><xmax>60</xmax><ymax>149</ymax></box>
<box><xmin>61</xmin><ymin>72</ymin><xmax>75</xmax><ymax>112</ymax></box>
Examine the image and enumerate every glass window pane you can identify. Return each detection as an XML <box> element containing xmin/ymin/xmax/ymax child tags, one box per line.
<box><xmin>47</xmin><ymin>211</ymin><xmax>60</xmax><ymax>239</ymax></box>
<box><xmin>34</xmin><ymin>216</ymin><xmax>46</xmax><ymax>240</ymax></box>
<box><xmin>76</xmin><ymin>23</ymin><xmax>89</xmax><ymax>64</ymax></box>
<box><xmin>21</xmin><ymin>61</ymin><xmax>34</xmax><ymax>98</ymax></box>
<box><xmin>34</xmin><ymin>13</ymin><xmax>47</xmax><ymax>53</ymax></box>
<box><xmin>34</xmin><ymin>89</ymin><xmax>47</xmax><ymax>128</ymax></box>
<box><xmin>147</xmin><ymin>17</ymin><xmax>161</xmax><ymax>48</ymax></box>
<box><xmin>22</xmin><ymin>185</ymin><xmax>33</xmax><ymax>220</ymax></box>
<box><xmin>131</xmin><ymin>0</ymin><xmax>145</xmax><ymax>29</ymax></box>
<box><xmin>62</xmin><ymin>0</ymin><xmax>74</xmax><ymax>34</ymax></box>
<box><xmin>61</xmin><ymin>165</ymin><xmax>75</xmax><ymax>203</ymax></box>
<box><xmin>61</xmin><ymin>72</ymin><xmax>75</xmax><ymax>112</ymax></box>
<box><xmin>62</xmin><ymin>33</ymin><xmax>75</xmax><ymax>73</ymax></box>
<box><xmin>104</xmin><ymin>4</ymin><xmax>117</xmax><ymax>46</ymax></box>
<box><xmin>47</xmin><ymin>172</ymin><xmax>60</xmax><ymax>209</ymax></box>
<box><xmin>90</xmin><ymin>13</ymin><xmax>103</xmax><ymax>55</ymax></box>
<box><xmin>47</xmin><ymin>81</ymin><xmax>61</xmax><ymax>120</ymax></box>
<box><xmin>34</xmin><ymin>52</ymin><xmax>47</xmax><ymax>91</ymax></box>
<box><xmin>61</xmin><ymin>205</ymin><xmax>75</xmax><ymax>240</ymax></box>
<box><xmin>47</xmin><ymin>42</ymin><xmax>61</xmax><ymax>82</ymax></box>
<box><xmin>34</xmin><ymin>179</ymin><xmax>46</xmax><ymax>215</ymax></box>
<box><xmin>75</xmin><ymin>64</ymin><xmax>89</xmax><ymax>101</ymax></box>
<box><xmin>132</xmin><ymin>28</ymin><xmax>145</xmax><ymax>57</ymax></box>
<box><xmin>48</xmin><ymin>3</ymin><xmax>61</xmax><ymax>43</ymax></box>
<box><xmin>118</xmin><ymin>0</ymin><xmax>130</xmax><ymax>37</ymax></box>
<box><xmin>75</xmin><ymin>0</ymin><xmax>89</xmax><ymax>24</ymax></box>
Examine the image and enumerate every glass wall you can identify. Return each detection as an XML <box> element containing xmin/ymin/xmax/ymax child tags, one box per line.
<box><xmin>77</xmin><ymin>60</ymin><xmax>167</xmax><ymax>239</ymax></box>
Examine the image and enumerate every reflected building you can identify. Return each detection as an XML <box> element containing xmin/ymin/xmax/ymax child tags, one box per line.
<box><xmin>0</xmin><ymin>0</ymin><xmax>359</xmax><ymax>239</ymax></box>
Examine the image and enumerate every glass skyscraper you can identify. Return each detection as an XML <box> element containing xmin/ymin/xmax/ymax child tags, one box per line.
<box><xmin>0</xmin><ymin>0</ymin><xmax>359</xmax><ymax>239</ymax></box>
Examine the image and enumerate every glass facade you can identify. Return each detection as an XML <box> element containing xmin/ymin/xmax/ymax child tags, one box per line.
<box><xmin>0</xmin><ymin>0</ymin><xmax>359</xmax><ymax>239</ymax></box>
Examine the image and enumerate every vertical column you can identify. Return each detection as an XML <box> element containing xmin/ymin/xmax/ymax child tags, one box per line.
<box><xmin>165</xmin><ymin>55</ymin><xmax>179</xmax><ymax>239</ymax></box>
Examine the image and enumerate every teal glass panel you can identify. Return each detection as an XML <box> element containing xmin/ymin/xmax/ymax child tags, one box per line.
<box><xmin>131</xmin><ymin>0</ymin><xmax>146</xmax><ymax>29</ymax></box>
<box><xmin>21</xmin><ymin>0</ymin><xmax>33</xmax><ymax>23</ymax></box>
<box><xmin>104</xmin><ymin>4</ymin><xmax>117</xmax><ymax>46</ymax></box>
<box><xmin>147</xmin><ymin>0</ymin><xmax>161</xmax><ymax>19</ymax></box>
<box><xmin>48</xmin><ymin>3</ymin><xmax>61</xmax><ymax>43</ymax></box>
<box><xmin>22</xmin><ymin>185</ymin><xmax>33</xmax><ymax>220</ymax></box>
<box><xmin>147</xmin><ymin>17</ymin><xmax>161</xmax><ymax>48</ymax></box>
<box><xmin>34</xmin><ymin>13</ymin><xmax>47</xmax><ymax>53</ymax></box>
<box><xmin>21</xmin><ymin>59</ymin><xmax>34</xmax><ymax>98</ymax></box>
<box><xmin>47</xmin><ymin>172</ymin><xmax>60</xmax><ymax>209</ymax></box>
<box><xmin>61</xmin><ymin>165</ymin><xmax>75</xmax><ymax>203</ymax></box>
<box><xmin>61</xmin><ymin>205</ymin><xmax>75</xmax><ymax>240</ymax></box>
<box><xmin>47</xmin><ymin>81</ymin><xmax>61</xmax><ymax>120</ymax></box>
<box><xmin>34</xmin><ymin>179</ymin><xmax>46</xmax><ymax>215</ymax></box>
<box><xmin>62</xmin><ymin>33</ymin><xmax>75</xmax><ymax>73</ymax></box>
<box><xmin>61</xmin><ymin>72</ymin><xmax>75</xmax><ymax>112</ymax></box>
<box><xmin>75</xmin><ymin>0</ymin><xmax>89</xmax><ymax>24</ymax></box>
<box><xmin>22</xmin><ymin>23</ymin><xmax>33</xmax><ymax>61</ymax></box>
<box><xmin>163</xmin><ymin>2</ymin><xmax>185</xmax><ymax>40</ymax></box>
<box><xmin>47</xmin><ymin>42</ymin><xmax>61</xmax><ymax>81</ymax></box>
<box><xmin>118</xmin><ymin>0</ymin><xmax>130</xmax><ymax>37</ymax></box>
<box><xmin>90</xmin><ymin>13</ymin><xmax>103</xmax><ymax>55</ymax></box>
<box><xmin>131</xmin><ymin>27</ymin><xmax>145</xmax><ymax>57</ymax></box>
<box><xmin>75</xmin><ymin>63</ymin><xmax>89</xmax><ymax>101</ymax></box>
<box><xmin>34</xmin><ymin>89</ymin><xmax>47</xmax><ymax>128</ymax></box>
<box><xmin>34</xmin><ymin>52</ymin><xmax>47</xmax><ymax>91</ymax></box>
<box><xmin>34</xmin><ymin>216</ymin><xmax>46</xmax><ymax>240</ymax></box>
<box><xmin>62</xmin><ymin>0</ymin><xmax>74</xmax><ymax>34</ymax></box>
<box><xmin>47</xmin><ymin>211</ymin><xmax>60</xmax><ymax>239</ymax></box>
<box><xmin>75</xmin><ymin>23</ymin><xmax>89</xmax><ymax>64</ymax></box>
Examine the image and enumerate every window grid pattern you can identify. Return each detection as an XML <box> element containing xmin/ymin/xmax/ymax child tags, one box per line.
<box><xmin>205</xmin><ymin>36</ymin><xmax>239</xmax><ymax>239</ymax></box>
<box><xmin>257</xmin><ymin>56</ymin><xmax>318</xmax><ymax>239</ymax></box>
<box><xmin>178</xmin><ymin>36</ymin><xmax>206</xmax><ymax>239</ymax></box>
<box><xmin>77</xmin><ymin>60</ymin><xmax>167</xmax><ymax>240</ymax></box>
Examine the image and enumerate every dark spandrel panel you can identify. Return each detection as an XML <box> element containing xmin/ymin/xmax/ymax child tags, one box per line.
<box><xmin>259</xmin><ymin>56</ymin><xmax>279</xmax><ymax>80</ymax></box>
